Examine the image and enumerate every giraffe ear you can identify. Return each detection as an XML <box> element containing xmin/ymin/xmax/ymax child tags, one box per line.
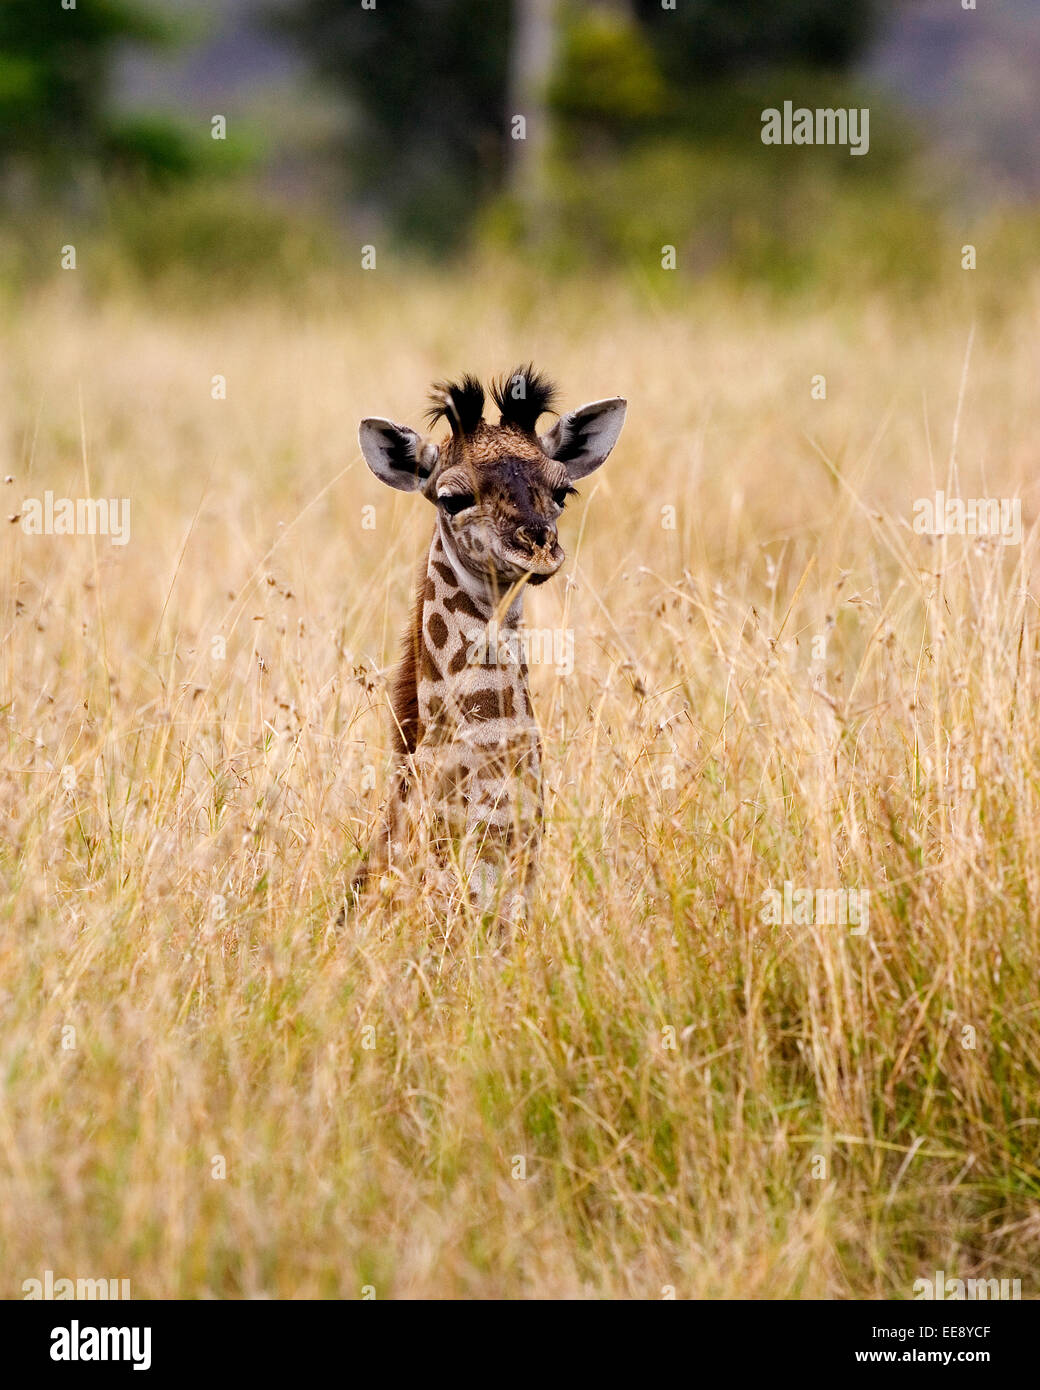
<box><xmin>359</xmin><ymin>418</ymin><xmax>439</xmax><ymax>492</ymax></box>
<box><xmin>540</xmin><ymin>398</ymin><xmax>627</xmax><ymax>480</ymax></box>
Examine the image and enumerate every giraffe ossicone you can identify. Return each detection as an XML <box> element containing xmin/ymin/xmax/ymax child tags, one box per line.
<box><xmin>352</xmin><ymin>365</ymin><xmax>627</xmax><ymax>929</ymax></box>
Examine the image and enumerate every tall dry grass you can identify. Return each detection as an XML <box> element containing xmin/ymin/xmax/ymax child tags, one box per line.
<box><xmin>0</xmin><ymin>266</ymin><xmax>1038</xmax><ymax>1297</ymax></box>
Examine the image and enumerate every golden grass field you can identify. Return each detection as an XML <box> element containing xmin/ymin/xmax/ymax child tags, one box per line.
<box><xmin>1</xmin><ymin>265</ymin><xmax>1038</xmax><ymax>1298</ymax></box>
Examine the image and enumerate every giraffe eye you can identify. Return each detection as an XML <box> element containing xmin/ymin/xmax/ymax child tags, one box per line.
<box><xmin>439</xmin><ymin>492</ymin><xmax>475</xmax><ymax>516</ymax></box>
<box><xmin>553</xmin><ymin>486</ymin><xmax>576</xmax><ymax>509</ymax></box>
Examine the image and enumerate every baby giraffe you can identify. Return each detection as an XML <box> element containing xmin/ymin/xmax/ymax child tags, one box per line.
<box><xmin>352</xmin><ymin>365</ymin><xmax>626</xmax><ymax>926</ymax></box>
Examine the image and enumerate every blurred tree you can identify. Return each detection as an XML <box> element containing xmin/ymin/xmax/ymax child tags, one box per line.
<box><xmin>0</xmin><ymin>0</ymin><xmax>193</xmax><ymax>200</ymax></box>
<box><xmin>631</xmin><ymin>0</ymin><xmax>880</xmax><ymax>84</ymax></box>
<box><xmin>277</xmin><ymin>0</ymin><xmax>887</xmax><ymax>252</ymax></box>
<box><xmin>274</xmin><ymin>0</ymin><xmax>513</xmax><ymax>252</ymax></box>
<box><xmin>507</xmin><ymin>0</ymin><xmax>557</xmax><ymax>216</ymax></box>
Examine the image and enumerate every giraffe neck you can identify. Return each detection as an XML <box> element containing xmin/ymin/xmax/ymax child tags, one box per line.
<box><xmin>405</xmin><ymin>517</ymin><xmax>536</xmax><ymax>750</ymax></box>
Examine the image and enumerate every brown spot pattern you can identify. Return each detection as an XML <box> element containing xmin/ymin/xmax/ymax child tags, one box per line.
<box><xmin>458</xmin><ymin>685</ymin><xmax>515</xmax><ymax>722</ymax></box>
<box><xmin>420</xmin><ymin>636</ymin><xmax>442</xmax><ymax>682</ymax></box>
<box><xmin>447</xmin><ymin>641</ymin><xmax>470</xmax><ymax>675</ymax></box>
<box><xmin>443</xmin><ymin>588</ymin><xmax>484</xmax><ymax>620</ymax></box>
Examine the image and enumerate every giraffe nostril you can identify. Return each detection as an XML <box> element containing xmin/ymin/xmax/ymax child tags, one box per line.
<box><xmin>516</xmin><ymin>523</ymin><xmax>549</xmax><ymax>551</ymax></box>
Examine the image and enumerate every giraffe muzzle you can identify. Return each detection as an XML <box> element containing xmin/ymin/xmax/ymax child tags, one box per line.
<box><xmin>508</xmin><ymin>528</ymin><xmax>563</xmax><ymax>581</ymax></box>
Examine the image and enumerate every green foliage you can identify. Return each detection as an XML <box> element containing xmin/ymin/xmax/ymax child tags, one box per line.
<box><xmin>0</xmin><ymin>0</ymin><xmax>183</xmax><ymax>188</ymax></box>
<box><xmin>483</xmin><ymin>76</ymin><xmax>949</xmax><ymax>298</ymax></box>
<box><xmin>0</xmin><ymin>1</ymin><xmax>278</xmax><ymax>291</ymax></box>
<box><xmin>100</xmin><ymin>181</ymin><xmax>337</xmax><ymax>296</ymax></box>
<box><xmin>550</xmin><ymin>9</ymin><xmax>667</xmax><ymax>131</ymax></box>
<box><xmin>105</xmin><ymin>117</ymin><xmax>204</xmax><ymax>184</ymax></box>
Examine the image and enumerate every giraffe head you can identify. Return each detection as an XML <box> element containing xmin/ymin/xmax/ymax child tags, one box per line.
<box><xmin>359</xmin><ymin>366</ymin><xmax>626</xmax><ymax>592</ymax></box>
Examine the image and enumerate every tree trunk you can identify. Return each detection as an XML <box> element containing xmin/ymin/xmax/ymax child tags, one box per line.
<box><xmin>507</xmin><ymin>0</ymin><xmax>558</xmax><ymax>232</ymax></box>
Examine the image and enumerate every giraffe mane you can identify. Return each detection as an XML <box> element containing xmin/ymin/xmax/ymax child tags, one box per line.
<box><xmin>424</xmin><ymin>374</ymin><xmax>486</xmax><ymax>436</ymax></box>
<box><xmin>491</xmin><ymin>364</ymin><xmax>558</xmax><ymax>433</ymax></box>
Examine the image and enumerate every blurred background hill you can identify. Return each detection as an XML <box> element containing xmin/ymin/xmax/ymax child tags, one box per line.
<box><xmin>1</xmin><ymin>0</ymin><xmax>1037</xmax><ymax>294</ymax></box>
